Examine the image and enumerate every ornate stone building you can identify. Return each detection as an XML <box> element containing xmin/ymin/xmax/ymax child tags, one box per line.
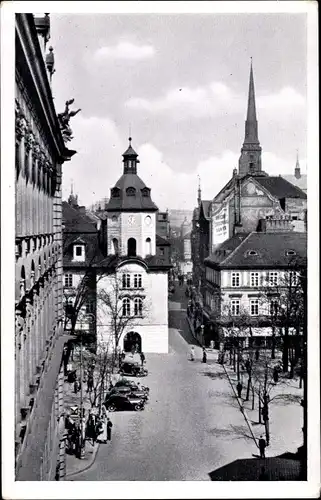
<box><xmin>15</xmin><ymin>14</ymin><xmax>76</xmax><ymax>480</ymax></box>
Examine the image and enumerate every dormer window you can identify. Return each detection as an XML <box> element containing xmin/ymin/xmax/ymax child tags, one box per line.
<box><xmin>111</xmin><ymin>187</ymin><xmax>120</xmax><ymax>198</ymax></box>
<box><xmin>126</xmin><ymin>187</ymin><xmax>136</xmax><ymax>197</ymax></box>
<box><xmin>247</xmin><ymin>250</ymin><xmax>258</xmax><ymax>256</ymax></box>
<box><xmin>72</xmin><ymin>240</ymin><xmax>86</xmax><ymax>262</ymax></box>
<box><xmin>286</xmin><ymin>250</ymin><xmax>296</xmax><ymax>256</ymax></box>
<box><xmin>141</xmin><ymin>187</ymin><xmax>150</xmax><ymax>197</ymax></box>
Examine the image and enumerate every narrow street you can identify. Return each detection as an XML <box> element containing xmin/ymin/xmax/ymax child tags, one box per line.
<box><xmin>70</xmin><ymin>286</ymin><xmax>258</xmax><ymax>481</ymax></box>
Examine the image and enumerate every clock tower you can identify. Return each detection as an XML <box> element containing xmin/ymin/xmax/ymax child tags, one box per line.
<box><xmin>105</xmin><ymin>137</ymin><xmax>159</xmax><ymax>258</ymax></box>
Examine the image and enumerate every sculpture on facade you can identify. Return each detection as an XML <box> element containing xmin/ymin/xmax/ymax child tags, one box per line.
<box><xmin>57</xmin><ymin>99</ymin><xmax>81</xmax><ymax>143</ymax></box>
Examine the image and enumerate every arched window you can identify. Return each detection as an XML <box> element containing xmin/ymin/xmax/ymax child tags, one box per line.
<box><xmin>112</xmin><ymin>238</ymin><xmax>119</xmax><ymax>255</ymax></box>
<box><xmin>122</xmin><ymin>298</ymin><xmax>131</xmax><ymax>317</ymax></box>
<box><xmin>134</xmin><ymin>297</ymin><xmax>143</xmax><ymax>317</ymax></box>
<box><xmin>20</xmin><ymin>266</ymin><xmax>26</xmax><ymax>298</ymax></box>
<box><xmin>31</xmin><ymin>260</ymin><xmax>35</xmax><ymax>286</ymax></box>
<box><xmin>145</xmin><ymin>237</ymin><xmax>152</xmax><ymax>255</ymax></box>
<box><xmin>126</xmin><ymin>187</ymin><xmax>136</xmax><ymax>196</ymax></box>
<box><xmin>128</xmin><ymin>238</ymin><xmax>136</xmax><ymax>257</ymax></box>
<box><xmin>111</xmin><ymin>187</ymin><xmax>120</xmax><ymax>198</ymax></box>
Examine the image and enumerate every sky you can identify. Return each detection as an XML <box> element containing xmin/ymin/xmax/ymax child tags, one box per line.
<box><xmin>49</xmin><ymin>12</ymin><xmax>307</xmax><ymax>210</ymax></box>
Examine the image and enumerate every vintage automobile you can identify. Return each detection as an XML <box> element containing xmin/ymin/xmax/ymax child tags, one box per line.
<box><xmin>104</xmin><ymin>393</ymin><xmax>145</xmax><ymax>412</ymax></box>
<box><xmin>119</xmin><ymin>361</ymin><xmax>148</xmax><ymax>377</ymax></box>
<box><xmin>106</xmin><ymin>385</ymin><xmax>148</xmax><ymax>402</ymax></box>
<box><xmin>114</xmin><ymin>378</ymin><xmax>150</xmax><ymax>393</ymax></box>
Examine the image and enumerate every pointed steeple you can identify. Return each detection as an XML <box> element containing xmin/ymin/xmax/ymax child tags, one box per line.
<box><xmin>197</xmin><ymin>175</ymin><xmax>201</xmax><ymax>207</ymax></box>
<box><xmin>68</xmin><ymin>180</ymin><xmax>78</xmax><ymax>207</ymax></box>
<box><xmin>295</xmin><ymin>149</ymin><xmax>301</xmax><ymax>179</ymax></box>
<box><xmin>238</xmin><ymin>59</ymin><xmax>263</xmax><ymax>177</ymax></box>
<box><xmin>122</xmin><ymin>136</ymin><xmax>140</xmax><ymax>174</ymax></box>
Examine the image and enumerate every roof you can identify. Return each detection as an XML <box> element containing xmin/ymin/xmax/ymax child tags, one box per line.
<box><xmin>201</xmin><ymin>200</ymin><xmax>211</xmax><ymax>219</ymax></box>
<box><xmin>123</xmin><ymin>144</ymin><xmax>138</xmax><ymax>157</ymax></box>
<box><xmin>95</xmin><ymin>254</ymin><xmax>172</xmax><ymax>271</ymax></box>
<box><xmin>206</xmin><ymin>232</ymin><xmax>307</xmax><ymax>269</ymax></box>
<box><xmin>62</xmin><ymin>202</ymin><xmax>97</xmax><ymax>233</ymax></box>
<box><xmin>205</xmin><ymin>234</ymin><xmax>250</xmax><ymax>265</ymax></box>
<box><xmin>105</xmin><ymin>174</ymin><xmax>158</xmax><ymax>212</ymax></box>
<box><xmin>156</xmin><ymin>234</ymin><xmax>170</xmax><ymax>246</ymax></box>
<box><xmin>256</xmin><ymin>176</ymin><xmax>307</xmax><ymax>200</ymax></box>
<box><xmin>282</xmin><ymin>174</ymin><xmax>307</xmax><ymax>194</ymax></box>
<box><xmin>63</xmin><ymin>232</ymin><xmax>105</xmax><ymax>267</ymax></box>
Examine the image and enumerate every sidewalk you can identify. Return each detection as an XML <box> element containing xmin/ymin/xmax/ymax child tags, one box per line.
<box><xmin>64</xmin><ymin>380</ymin><xmax>100</xmax><ymax>478</ymax></box>
<box><xmin>186</xmin><ymin>314</ymin><xmax>304</xmax><ymax>459</ymax></box>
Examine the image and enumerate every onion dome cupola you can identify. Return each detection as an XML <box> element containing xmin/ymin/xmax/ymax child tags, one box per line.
<box><xmin>123</xmin><ymin>137</ymin><xmax>139</xmax><ymax>174</ymax></box>
<box><xmin>105</xmin><ymin>137</ymin><xmax>158</xmax><ymax>212</ymax></box>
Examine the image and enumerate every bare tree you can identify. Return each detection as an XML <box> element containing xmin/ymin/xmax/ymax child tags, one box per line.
<box><xmin>259</xmin><ymin>261</ymin><xmax>306</xmax><ymax>375</ymax></box>
<box><xmin>96</xmin><ymin>270</ymin><xmax>151</xmax><ymax>371</ymax></box>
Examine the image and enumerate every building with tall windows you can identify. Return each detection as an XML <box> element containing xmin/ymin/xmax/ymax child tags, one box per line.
<box><xmin>15</xmin><ymin>14</ymin><xmax>76</xmax><ymax>480</ymax></box>
<box><xmin>96</xmin><ymin>138</ymin><xmax>172</xmax><ymax>353</ymax></box>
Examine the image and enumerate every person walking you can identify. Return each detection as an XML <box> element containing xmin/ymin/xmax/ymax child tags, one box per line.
<box><xmin>107</xmin><ymin>418</ymin><xmax>113</xmax><ymax>441</ymax></box>
<box><xmin>236</xmin><ymin>380</ymin><xmax>243</xmax><ymax>399</ymax></box>
<box><xmin>258</xmin><ymin>435</ymin><xmax>267</xmax><ymax>458</ymax></box>
<box><xmin>255</xmin><ymin>349</ymin><xmax>260</xmax><ymax>361</ymax></box>
<box><xmin>273</xmin><ymin>367</ymin><xmax>279</xmax><ymax>383</ymax></box>
<box><xmin>140</xmin><ymin>351</ymin><xmax>145</xmax><ymax>367</ymax></box>
<box><xmin>190</xmin><ymin>345</ymin><xmax>195</xmax><ymax>361</ymax></box>
<box><xmin>202</xmin><ymin>347</ymin><xmax>207</xmax><ymax>363</ymax></box>
<box><xmin>87</xmin><ymin>372</ymin><xmax>94</xmax><ymax>393</ymax></box>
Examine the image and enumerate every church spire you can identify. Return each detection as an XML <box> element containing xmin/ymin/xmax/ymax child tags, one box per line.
<box><xmin>238</xmin><ymin>59</ymin><xmax>262</xmax><ymax>177</ymax></box>
<box><xmin>122</xmin><ymin>136</ymin><xmax>139</xmax><ymax>174</ymax></box>
<box><xmin>295</xmin><ymin>149</ymin><xmax>301</xmax><ymax>179</ymax></box>
<box><xmin>197</xmin><ymin>175</ymin><xmax>201</xmax><ymax>207</ymax></box>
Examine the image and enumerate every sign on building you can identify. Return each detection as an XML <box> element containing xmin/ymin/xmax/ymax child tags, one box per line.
<box><xmin>213</xmin><ymin>203</ymin><xmax>229</xmax><ymax>245</ymax></box>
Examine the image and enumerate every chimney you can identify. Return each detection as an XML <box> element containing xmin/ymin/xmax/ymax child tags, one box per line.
<box><xmin>258</xmin><ymin>216</ymin><xmax>293</xmax><ymax>233</ymax></box>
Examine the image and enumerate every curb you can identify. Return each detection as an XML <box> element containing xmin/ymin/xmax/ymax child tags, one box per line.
<box><xmin>222</xmin><ymin>363</ymin><xmax>259</xmax><ymax>448</ymax></box>
<box><xmin>65</xmin><ymin>442</ymin><xmax>100</xmax><ymax>479</ymax></box>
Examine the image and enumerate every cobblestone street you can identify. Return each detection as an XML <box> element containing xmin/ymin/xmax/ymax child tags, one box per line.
<box><xmin>69</xmin><ymin>287</ymin><xmax>261</xmax><ymax>481</ymax></box>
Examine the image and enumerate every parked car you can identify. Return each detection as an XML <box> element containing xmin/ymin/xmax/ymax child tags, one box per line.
<box><xmin>107</xmin><ymin>385</ymin><xmax>148</xmax><ymax>402</ymax></box>
<box><xmin>115</xmin><ymin>378</ymin><xmax>150</xmax><ymax>393</ymax></box>
<box><xmin>104</xmin><ymin>393</ymin><xmax>145</xmax><ymax>412</ymax></box>
<box><xmin>120</xmin><ymin>362</ymin><xmax>148</xmax><ymax>377</ymax></box>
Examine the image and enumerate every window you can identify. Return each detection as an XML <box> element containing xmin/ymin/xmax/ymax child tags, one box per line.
<box><xmin>270</xmin><ymin>300</ymin><xmax>278</xmax><ymax>316</ymax></box>
<box><xmin>86</xmin><ymin>302</ymin><xmax>95</xmax><ymax>314</ymax></box>
<box><xmin>134</xmin><ymin>274</ymin><xmax>142</xmax><ymax>288</ymax></box>
<box><xmin>134</xmin><ymin>297</ymin><xmax>143</xmax><ymax>316</ymax></box>
<box><xmin>126</xmin><ymin>187</ymin><xmax>136</xmax><ymax>196</ymax></box>
<box><xmin>159</xmin><ymin>247</ymin><xmax>164</xmax><ymax>256</ymax></box>
<box><xmin>122</xmin><ymin>273</ymin><xmax>131</xmax><ymax>289</ymax></box>
<box><xmin>128</xmin><ymin>238</ymin><xmax>137</xmax><ymax>257</ymax></box>
<box><xmin>288</xmin><ymin>271</ymin><xmax>298</xmax><ymax>286</ymax></box>
<box><xmin>250</xmin><ymin>272</ymin><xmax>259</xmax><ymax>287</ymax></box>
<box><xmin>64</xmin><ymin>273</ymin><xmax>73</xmax><ymax>288</ymax></box>
<box><xmin>231</xmin><ymin>272</ymin><xmax>240</xmax><ymax>287</ymax></box>
<box><xmin>268</xmin><ymin>272</ymin><xmax>278</xmax><ymax>286</ymax></box>
<box><xmin>141</xmin><ymin>187</ymin><xmax>150</xmax><ymax>197</ymax></box>
<box><xmin>112</xmin><ymin>238</ymin><xmax>119</xmax><ymax>255</ymax></box>
<box><xmin>250</xmin><ymin>299</ymin><xmax>259</xmax><ymax>316</ymax></box>
<box><xmin>145</xmin><ymin>237</ymin><xmax>152</xmax><ymax>255</ymax></box>
<box><xmin>122</xmin><ymin>298</ymin><xmax>131</xmax><ymax>317</ymax></box>
<box><xmin>111</xmin><ymin>187</ymin><xmax>120</xmax><ymax>198</ymax></box>
<box><xmin>248</xmin><ymin>250</ymin><xmax>258</xmax><ymax>256</ymax></box>
<box><xmin>286</xmin><ymin>250</ymin><xmax>296</xmax><ymax>256</ymax></box>
<box><xmin>75</xmin><ymin>246</ymin><xmax>83</xmax><ymax>256</ymax></box>
<box><xmin>231</xmin><ymin>299</ymin><xmax>240</xmax><ymax>316</ymax></box>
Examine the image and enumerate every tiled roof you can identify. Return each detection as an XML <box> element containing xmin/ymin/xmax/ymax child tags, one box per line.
<box><xmin>256</xmin><ymin>176</ymin><xmax>307</xmax><ymax>200</ymax></box>
<box><xmin>201</xmin><ymin>200</ymin><xmax>211</xmax><ymax>219</ymax></box>
<box><xmin>62</xmin><ymin>202</ymin><xmax>97</xmax><ymax>233</ymax></box>
<box><xmin>95</xmin><ymin>254</ymin><xmax>171</xmax><ymax>271</ymax></box>
<box><xmin>63</xmin><ymin>232</ymin><xmax>105</xmax><ymax>267</ymax></box>
<box><xmin>206</xmin><ymin>231</ymin><xmax>307</xmax><ymax>269</ymax></box>
<box><xmin>205</xmin><ymin>234</ymin><xmax>250</xmax><ymax>265</ymax></box>
<box><xmin>156</xmin><ymin>234</ymin><xmax>170</xmax><ymax>246</ymax></box>
<box><xmin>282</xmin><ymin>174</ymin><xmax>307</xmax><ymax>194</ymax></box>
<box><xmin>105</xmin><ymin>174</ymin><xmax>158</xmax><ymax>212</ymax></box>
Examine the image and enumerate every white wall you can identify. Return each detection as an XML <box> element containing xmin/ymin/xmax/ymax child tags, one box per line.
<box><xmin>120</xmin><ymin>212</ymin><xmax>156</xmax><ymax>257</ymax></box>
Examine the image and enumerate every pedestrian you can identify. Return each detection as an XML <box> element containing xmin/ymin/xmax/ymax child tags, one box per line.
<box><xmin>255</xmin><ymin>349</ymin><xmax>260</xmax><ymax>361</ymax></box>
<box><xmin>258</xmin><ymin>435</ymin><xmax>266</xmax><ymax>458</ymax></box>
<box><xmin>202</xmin><ymin>347</ymin><xmax>207</xmax><ymax>363</ymax></box>
<box><xmin>236</xmin><ymin>381</ymin><xmax>243</xmax><ymax>398</ymax></box>
<box><xmin>190</xmin><ymin>345</ymin><xmax>195</xmax><ymax>361</ymax></box>
<box><xmin>273</xmin><ymin>367</ymin><xmax>279</xmax><ymax>383</ymax></box>
<box><xmin>96</xmin><ymin>417</ymin><xmax>107</xmax><ymax>444</ymax></box>
<box><xmin>86</xmin><ymin>411</ymin><xmax>96</xmax><ymax>445</ymax></box>
<box><xmin>107</xmin><ymin>418</ymin><xmax>113</xmax><ymax>441</ymax></box>
<box><xmin>140</xmin><ymin>351</ymin><xmax>145</xmax><ymax>367</ymax></box>
<box><xmin>87</xmin><ymin>373</ymin><xmax>94</xmax><ymax>393</ymax></box>
<box><xmin>73</xmin><ymin>377</ymin><xmax>79</xmax><ymax>394</ymax></box>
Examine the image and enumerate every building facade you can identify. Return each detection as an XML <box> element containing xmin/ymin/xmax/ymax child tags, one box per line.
<box><xmin>192</xmin><ymin>62</ymin><xmax>307</xmax><ymax>300</ymax></box>
<box><xmin>203</xmin><ymin>228</ymin><xmax>307</xmax><ymax>348</ymax></box>
<box><xmin>15</xmin><ymin>14</ymin><xmax>75</xmax><ymax>480</ymax></box>
<box><xmin>95</xmin><ymin>139</ymin><xmax>171</xmax><ymax>353</ymax></box>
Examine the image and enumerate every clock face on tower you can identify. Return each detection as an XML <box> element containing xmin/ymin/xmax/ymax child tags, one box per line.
<box><xmin>128</xmin><ymin>215</ymin><xmax>136</xmax><ymax>226</ymax></box>
<box><xmin>144</xmin><ymin>215</ymin><xmax>152</xmax><ymax>226</ymax></box>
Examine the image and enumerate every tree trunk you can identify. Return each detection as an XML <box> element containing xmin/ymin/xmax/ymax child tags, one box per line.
<box><xmin>237</xmin><ymin>346</ymin><xmax>240</xmax><ymax>381</ymax></box>
<box><xmin>258</xmin><ymin>389</ymin><xmax>262</xmax><ymax>424</ymax></box>
<box><xmin>233</xmin><ymin>348</ymin><xmax>236</xmax><ymax>372</ymax></box>
<box><xmin>282</xmin><ymin>326</ymin><xmax>289</xmax><ymax>372</ymax></box>
<box><xmin>265</xmin><ymin>418</ymin><xmax>270</xmax><ymax>446</ymax></box>
<box><xmin>251</xmin><ymin>384</ymin><xmax>255</xmax><ymax>410</ymax></box>
<box><xmin>271</xmin><ymin>328</ymin><xmax>276</xmax><ymax>359</ymax></box>
<box><xmin>245</xmin><ymin>371</ymin><xmax>252</xmax><ymax>401</ymax></box>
